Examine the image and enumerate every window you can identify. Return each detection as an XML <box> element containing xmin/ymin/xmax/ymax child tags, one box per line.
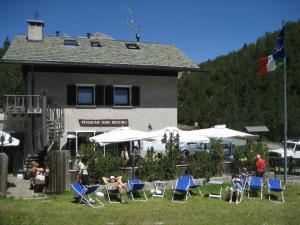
<box><xmin>64</xmin><ymin>39</ymin><xmax>78</xmax><ymax>46</ymax></box>
<box><xmin>67</xmin><ymin>84</ymin><xmax>104</xmax><ymax>106</ymax></box>
<box><xmin>67</xmin><ymin>84</ymin><xmax>139</xmax><ymax>107</ymax></box>
<box><xmin>104</xmin><ymin>86</ymin><xmax>140</xmax><ymax>107</ymax></box>
<box><xmin>125</xmin><ymin>43</ymin><xmax>140</xmax><ymax>50</ymax></box>
<box><xmin>90</xmin><ymin>41</ymin><xmax>103</xmax><ymax>47</ymax></box>
<box><xmin>77</xmin><ymin>86</ymin><xmax>94</xmax><ymax>105</ymax></box>
<box><xmin>114</xmin><ymin>87</ymin><xmax>130</xmax><ymax>106</ymax></box>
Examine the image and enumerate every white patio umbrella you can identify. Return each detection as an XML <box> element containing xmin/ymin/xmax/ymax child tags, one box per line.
<box><xmin>146</xmin><ymin>127</ymin><xmax>210</xmax><ymax>143</ymax></box>
<box><xmin>89</xmin><ymin>127</ymin><xmax>160</xmax><ymax>144</ymax></box>
<box><xmin>90</xmin><ymin>127</ymin><xmax>161</xmax><ymax>179</ymax></box>
<box><xmin>193</xmin><ymin>125</ymin><xmax>256</xmax><ymax>139</ymax></box>
<box><xmin>0</xmin><ymin>131</ymin><xmax>20</xmax><ymax>147</ymax></box>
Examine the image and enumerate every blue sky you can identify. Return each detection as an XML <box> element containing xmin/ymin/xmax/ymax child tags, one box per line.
<box><xmin>0</xmin><ymin>0</ymin><xmax>299</xmax><ymax>63</ymax></box>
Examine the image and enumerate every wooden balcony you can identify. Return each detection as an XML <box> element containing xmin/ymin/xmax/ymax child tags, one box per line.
<box><xmin>4</xmin><ymin>95</ymin><xmax>42</xmax><ymax>114</ymax></box>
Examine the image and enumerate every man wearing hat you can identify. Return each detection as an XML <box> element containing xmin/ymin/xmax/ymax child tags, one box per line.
<box><xmin>102</xmin><ymin>176</ymin><xmax>126</xmax><ymax>193</ymax></box>
<box><xmin>102</xmin><ymin>175</ymin><xmax>127</xmax><ymax>203</ymax></box>
<box><xmin>255</xmin><ymin>154</ymin><xmax>266</xmax><ymax>177</ymax></box>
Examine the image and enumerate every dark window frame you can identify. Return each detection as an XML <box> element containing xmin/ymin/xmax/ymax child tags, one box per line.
<box><xmin>125</xmin><ymin>43</ymin><xmax>141</xmax><ymax>50</ymax></box>
<box><xmin>76</xmin><ymin>84</ymin><xmax>95</xmax><ymax>106</ymax></box>
<box><xmin>64</xmin><ymin>39</ymin><xmax>79</xmax><ymax>46</ymax></box>
<box><xmin>113</xmin><ymin>86</ymin><xmax>131</xmax><ymax>106</ymax></box>
<box><xmin>90</xmin><ymin>41</ymin><xmax>103</xmax><ymax>47</ymax></box>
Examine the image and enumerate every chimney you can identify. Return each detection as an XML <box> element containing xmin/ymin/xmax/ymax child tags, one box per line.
<box><xmin>27</xmin><ymin>19</ymin><xmax>44</xmax><ymax>41</ymax></box>
<box><xmin>136</xmin><ymin>33</ymin><xmax>140</xmax><ymax>42</ymax></box>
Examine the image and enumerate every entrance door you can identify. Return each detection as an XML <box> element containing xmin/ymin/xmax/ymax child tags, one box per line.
<box><xmin>76</xmin><ymin>131</ymin><xmax>95</xmax><ymax>154</ymax></box>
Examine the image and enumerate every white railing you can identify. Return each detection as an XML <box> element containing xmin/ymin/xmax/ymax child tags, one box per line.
<box><xmin>4</xmin><ymin>95</ymin><xmax>42</xmax><ymax>114</ymax></box>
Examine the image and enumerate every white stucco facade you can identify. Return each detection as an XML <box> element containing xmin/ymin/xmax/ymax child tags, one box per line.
<box><xmin>33</xmin><ymin>71</ymin><xmax>177</xmax><ymax>147</ymax></box>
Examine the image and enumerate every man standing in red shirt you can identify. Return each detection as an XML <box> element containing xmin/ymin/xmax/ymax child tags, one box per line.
<box><xmin>255</xmin><ymin>154</ymin><xmax>266</xmax><ymax>177</ymax></box>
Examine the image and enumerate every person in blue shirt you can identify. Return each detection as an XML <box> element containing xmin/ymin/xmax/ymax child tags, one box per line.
<box><xmin>229</xmin><ymin>167</ymin><xmax>248</xmax><ymax>204</ymax></box>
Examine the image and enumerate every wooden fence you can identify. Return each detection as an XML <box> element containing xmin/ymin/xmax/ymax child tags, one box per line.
<box><xmin>0</xmin><ymin>153</ymin><xmax>8</xmax><ymax>196</ymax></box>
<box><xmin>48</xmin><ymin>150</ymin><xmax>70</xmax><ymax>193</ymax></box>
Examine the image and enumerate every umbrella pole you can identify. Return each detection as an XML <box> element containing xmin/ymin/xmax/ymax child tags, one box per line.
<box><xmin>131</xmin><ymin>141</ymin><xmax>135</xmax><ymax>179</ymax></box>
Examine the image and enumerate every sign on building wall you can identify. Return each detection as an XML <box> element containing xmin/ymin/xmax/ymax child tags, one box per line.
<box><xmin>79</xmin><ymin>119</ymin><xmax>129</xmax><ymax>127</ymax></box>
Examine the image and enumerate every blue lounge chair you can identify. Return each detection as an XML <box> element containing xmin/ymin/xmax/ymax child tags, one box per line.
<box><xmin>183</xmin><ymin>175</ymin><xmax>203</xmax><ymax>198</ymax></box>
<box><xmin>128</xmin><ymin>179</ymin><xmax>148</xmax><ymax>201</ymax></box>
<box><xmin>172</xmin><ymin>176</ymin><xmax>190</xmax><ymax>203</ymax></box>
<box><xmin>71</xmin><ymin>182</ymin><xmax>104</xmax><ymax>208</ymax></box>
<box><xmin>238</xmin><ymin>174</ymin><xmax>248</xmax><ymax>203</ymax></box>
<box><xmin>247</xmin><ymin>176</ymin><xmax>263</xmax><ymax>199</ymax></box>
<box><xmin>268</xmin><ymin>178</ymin><xmax>284</xmax><ymax>203</ymax></box>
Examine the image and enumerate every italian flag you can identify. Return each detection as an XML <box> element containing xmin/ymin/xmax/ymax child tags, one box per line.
<box><xmin>258</xmin><ymin>49</ymin><xmax>284</xmax><ymax>76</ymax></box>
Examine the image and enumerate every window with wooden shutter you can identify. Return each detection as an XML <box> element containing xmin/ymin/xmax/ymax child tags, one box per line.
<box><xmin>114</xmin><ymin>86</ymin><xmax>130</xmax><ymax>106</ymax></box>
<box><xmin>131</xmin><ymin>86</ymin><xmax>140</xmax><ymax>106</ymax></box>
<box><xmin>95</xmin><ymin>85</ymin><xmax>104</xmax><ymax>106</ymax></box>
<box><xmin>105</xmin><ymin>85</ymin><xmax>113</xmax><ymax>106</ymax></box>
<box><xmin>67</xmin><ymin>85</ymin><xmax>76</xmax><ymax>106</ymax></box>
<box><xmin>77</xmin><ymin>86</ymin><xmax>94</xmax><ymax>105</ymax></box>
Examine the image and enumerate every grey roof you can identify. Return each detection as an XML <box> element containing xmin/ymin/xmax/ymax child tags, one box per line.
<box><xmin>245</xmin><ymin>126</ymin><xmax>269</xmax><ymax>133</ymax></box>
<box><xmin>2</xmin><ymin>35</ymin><xmax>200</xmax><ymax>71</ymax></box>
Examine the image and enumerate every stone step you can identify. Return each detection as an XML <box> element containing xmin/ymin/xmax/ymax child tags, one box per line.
<box><xmin>6</xmin><ymin>177</ymin><xmax>35</xmax><ymax>198</ymax></box>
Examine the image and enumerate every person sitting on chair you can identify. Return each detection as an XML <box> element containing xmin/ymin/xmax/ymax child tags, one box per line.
<box><xmin>31</xmin><ymin>161</ymin><xmax>45</xmax><ymax>181</ymax></box>
<box><xmin>31</xmin><ymin>161</ymin><xmax>46</xmax><ymax>191</ymax></box>
<box><xmin>102</xmin><ymin>176</ymin><xmax>127</xmax><ymax>203</ymax></box>
<box><xmin>229</xmin><ymin>168</ymin><xmax>247</xmax><ymax>204</ymax></box>
<box><xmin>102</xmin><ymin>176</ymin><xmax>127</xmax><ymax>193</ymax></box>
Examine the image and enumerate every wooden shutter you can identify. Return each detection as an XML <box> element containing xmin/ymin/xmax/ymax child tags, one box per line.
<box><xmin>95</xmin><ymin>85</ymin><xmax>104</xmax><ymax>106</ymax></box>
<box><xmin>105</xmin><ymin>85</ymin><xmax>113</xmax><ymax>106</ymax></box>
<box><xmin>131</xmin><ymin>86</ymin><xmax>140</xmax><ymax>106</ymax></box>
<box><xmin>67</xmin><ymin>85</ymin><xmax>76</xmax><ymax>106</ymax></box>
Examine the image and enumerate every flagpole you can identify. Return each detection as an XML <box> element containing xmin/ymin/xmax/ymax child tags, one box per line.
<box><xmin>283</xmin><ymin>20</ymin><xmax>287</xmax><ymax>185</ymax></box>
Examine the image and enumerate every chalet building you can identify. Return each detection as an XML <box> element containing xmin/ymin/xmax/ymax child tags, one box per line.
<box><xmin>1</xmin><ymin>19</ymin><xmax>199</xmax><ymax>173</ymax></box>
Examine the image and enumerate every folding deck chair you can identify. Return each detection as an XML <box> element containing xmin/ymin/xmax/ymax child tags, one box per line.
<box><xmin>104</xmin><ymin>184</ymin><xmax>122</xmax><ymax>203</ymax></box>
<box><xmin>128</xmin><ymin>179</ymin><xmax>148</xmax><ymax>201</ymax></box>
<box><xmin>71</xmin><ymin>182</ymin><xmax>104</xmax><ymax>208</ymax></box>
<box><xmin>247</xmin><ymin>176</ymin><xmax>263</xmax><ymax>199</ymax></box>
<box><xmin>226</xmin><ymin>174</ymin><xmax>248</xmax><ymax>203</ymax></box>
<box><xmin>152</xmin><ymin>180</ymin><xmax>167</xmax><ymax>199</ymax></box>
<box><xmin>268</xmin><ymin>178</ymin><xmax>285</xmax><ymax>203</ymax></box>
<box><xmin>172</xmin><ymin>176</ymin><xmax>190</xmax><ymax>203</ymax></box>
<box><xmin>238</xmin><ymin>174</ymin><xmax>248</xmax><ymax>203</ymax></box>
<box><xmin>183</xmin><ymin>175</ymin><xmax>203</xmax><ymax>198</ymax></box>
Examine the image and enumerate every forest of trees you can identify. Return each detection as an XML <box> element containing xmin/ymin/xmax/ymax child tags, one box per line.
<box><xmin>1</xmin><ymin>21</ymin><xmax>299</xmax><ymax>140</ymax></box>
<box><xmin>178</xmin><ymin>20</ymin><xmax>300</xmax><ymax>140</ymax></box>
<box><xmin>0</xmin><ymin>37</ymin><xmax>24</xmax><ymax>101</ymax></box>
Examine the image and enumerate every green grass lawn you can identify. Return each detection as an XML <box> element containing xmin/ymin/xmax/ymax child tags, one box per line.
<box><xmin>1</xmin><ymin>183</ymin><xmax>300</xmax><ymax>225</ymax></box>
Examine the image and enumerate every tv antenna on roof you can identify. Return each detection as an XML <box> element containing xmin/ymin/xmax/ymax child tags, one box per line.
<box><xmin>125</xmin><ymin>6</ymin><xmax>142</xmax><ymax>42</ymax></box>
<box><xmin>33</xmin><ymin>9</ymin><xmax>40</xmax><ymax>21</ymax></box>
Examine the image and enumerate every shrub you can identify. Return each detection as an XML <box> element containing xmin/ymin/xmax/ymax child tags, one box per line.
<box><xmin>210</xmin><ymin>139</ymin><xmax>224</xmax><ymax>176</ymax></box>
<box><xmin>187</xmin><ymin>151</ymin><xmax>213</xmax><ymax>179</ymax></box>
<box><xmin>77</xmin><ymin>140</ymin><xmax>124</xmax><ymax>181</ymax></box>
<box><xmin>137</xmin><ymin>147</ymin><xmax>162</xmax><ymax>181</ymax></box>
<box><xmin>233</xmin><ymin>139</ymin><xmax>269</xmax><ymax>172</ymax></box>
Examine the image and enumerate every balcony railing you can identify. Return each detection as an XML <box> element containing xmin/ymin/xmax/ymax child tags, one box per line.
<box><xmin>4</xmin><ymin>95</ymin><xmax>42</xmax><ymax>114</ymax></box>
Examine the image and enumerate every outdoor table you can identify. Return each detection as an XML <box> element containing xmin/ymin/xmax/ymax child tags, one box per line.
<box><xmin>208</xmin><ymin>180</ymin><xmax>224</xmax><ymax>199</ymax></box>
